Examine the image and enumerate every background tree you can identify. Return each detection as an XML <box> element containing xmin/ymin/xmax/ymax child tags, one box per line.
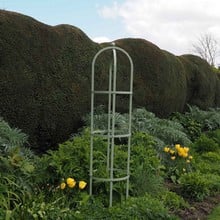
<box><xmin>192</xmin><ymin>33</ymin><xmax>219</xmax><ymax>66</ymax></box>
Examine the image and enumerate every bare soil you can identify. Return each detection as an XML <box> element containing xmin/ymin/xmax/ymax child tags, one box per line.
<box><xmin>175</xmin><ymin>194</ymin><xmax>220</xmax><ymax>220</ymax></box>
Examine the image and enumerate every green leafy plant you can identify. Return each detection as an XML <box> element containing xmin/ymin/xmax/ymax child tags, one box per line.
<box><xmin>129</xmin><ymin>132</ymin><xmax>164</xmax><ymax>197</ymax></box>
<box><xmin>36</xmin><ymin>129</ymin><xmax>91</xmax><ymax>187</ymax></box>
<box><xmin>194</xmin><ymin>151</ymin><xmax>220</xmax><ymax>175</ymax></box>
<box><xmin>206</xmin><ymin>129</ymin><xmax>220</xmax><ymax>147</ymax></box>
<box><xmin>204</xmin><ymin>174</ymin><xmax>220</xmax><ymax>194</ymax></box>
<box><xmin>78</xmin><ymin>194</ymin><xmax>178</xmax><ymax>219</ymax></box>
<box><xmin>0</xmin><ymin>172</ymin><xmax>34</xmax><ymax>218</ymax></box>
<box><xmin>171</xmin><ymin>106</ymin><xmax>220</xmax><ymax>141</ymax></box>
<box><xmin>84</xmin><ymin>107</ymin><xmax>192</xmax><ymax>146</ymax></box>
<box><xmin>170</xmin><ymin>112</ymin><xmax>202</xmax><ymax>141</ymax></box>
<box><xmin>83</xmin><ymin>105</ymin><xmax>129</xmax><ymax>135</ymax></box>
<box><xmin>179</xmin><ymin>172</ymin><xmax>210</xmax><ymax>201</ymax></box>
<box><xmin>160</xmin><ymin>190</ymin><xmax>189</xmax><ymax>212</ymax></box>
<box><xmin>185</xmin><ymin>106</ymin><xmax>220</xmax><ymax>131</ymax></box>
<box><xmin>0</xmin><ymin>118</ymin><xmax>36</xmax><ymax>217</ymax></box>
<box><xmin>207</xmin><ymin>204</ymin><xmax>220</xmax><ymax>220</ymax></box>
<box><xmin>0</xmin><ymin>117</ymin><xmax>28</xmax><ymax>149</ymax></box>
<box><xmin>73</xmin><ymin>196</ymin><xmax>110</xmax><ymax>219</ymax></box>
<box><xmin>162</xmin><ymin>144</ymin><xmax>193</xmax><ymax>183</ymax></box>
<box><xmin>13</xmin><ymin>192</ymin><xmax>76</xmax><ymax>220</ymax></box>
<box><xmin>108</xmin><ymin>194</ymin><xmax>178</xmax><ymax>220</ymax></box>
<box><xmin>132</xmin><ymin>108</ymin><xmax>192</xmax><ymax>146</ymax></box>
<box><xmin>190</xmin><ymin>134</ymin><xmax>218</xmax><ymax>153</ymax></box>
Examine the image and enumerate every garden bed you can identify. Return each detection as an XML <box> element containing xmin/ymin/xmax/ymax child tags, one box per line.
<box><xmin>176</xmin><ymin>194</ymin><xmax>220</xmax><ymax>219</ymax></box>
<box><xmin>0</xmin><ymin>106</ymin><xmax>220</xmax><ymax>219</ymax></box>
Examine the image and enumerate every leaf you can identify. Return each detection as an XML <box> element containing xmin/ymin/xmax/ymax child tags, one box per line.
<box><xmin>170</xmin><ymin>175</ymin><xmax>177</xmax><ymax>183</ymax></box>
<box><xmin>5</xmin><ymin>210</ymin><xmax>12</xmax><ymax>220</ymax></box>
<box><xmin>22</xmin><ymin>162</ymin><xmax>35</xmax><ymax>173</ymax></box>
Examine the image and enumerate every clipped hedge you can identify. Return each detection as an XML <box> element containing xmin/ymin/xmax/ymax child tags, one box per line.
<box><xmin>0</xmin><ymin>10</ymin><xmax>219</xmax><ymax>151</ymax></box>
<box><xmin>0</xmin><ymin>10</ymin><xmax>100</xmax><ymax>151</ymax></box>
<box><xmin>179</xmin><ymin>55</ymin><xmax>220</xmax><ymax>108</ymax></box>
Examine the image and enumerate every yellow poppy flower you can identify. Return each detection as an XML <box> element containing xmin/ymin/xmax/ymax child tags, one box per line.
<box><xmin>182</xmin><ymin>152</ymin><xmax>188</xmax><ymax>158</ymax></box>
<box><xmin>79</xmin><ymin>181</ymin><xmax>87</xmax><ymax>190</ymax></box>
<box><xmin>189</xmin><ymin>155</ymin><xmax>193</xmax><ymax>160</ymax></box>
<box><xmin>175</xmin><ymin>144</ymin><xmax>180</xmax><ymax>150</ymax></box>
<box><xmin>183</xmin><ymin>147</ymin><xmax>189</xmax><ymax>153</ymax></box>
<box><xmin>164</xmin><ymin>147</ymin><xmax>170</xmax><ymax>153</ymax></box>
<box><xmin>68</xmin><ymin>181</ymin><xmax>76</xmax><ymax>188</ymax></box>
<box><xmin>177</xmin><ymin>148</ymin><xmax>184</xmax><ymax>156</ymax></box>
<box><xmin>60</xmin><ymin>182</ymin><xmax>66</xmax><ymax>190</ymax></box>
<box><xmin>186</xmin><ymin>159</ymin><xmax>190</xmax><ymax>163</ymax></box>
<box><xmin>171</xmin><ymin>156</ymin><xmax>176</xmax><ymax>160</ymax></box>
<box><xmin>169</xmin><ymin>150</ymin><xmax>175</xmax><ymax>155</ymax></box>
<box><xmin>66</xmin><ymin>177</ymin><xmax>75</xmax><ymax>186</ymax></box>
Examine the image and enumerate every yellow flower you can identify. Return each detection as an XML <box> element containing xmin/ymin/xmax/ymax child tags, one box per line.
<box><xmin>169</xmin><ymin>150</ymin><xmax>175</xmax><ymax>155</ymax></box>
<box><xmin>66</xmin><ymin>177</ymin><xmax>76</xmax><ymax>188</ymax></box>
<box><xmin>177</xmin><ymin>147</ymin><xmax>188</xmax><ymax>158</ymax></box>
<box><xmin>60</xmin><ymin>182</ymin><xmax>66</xmax><ymax>190</ymax></box>
<box><xmin>175</xmin><ymin>144</ymin><xmax>181</xmax><ymax>150</ymax></box>
<box><xmin>164</xmin><ymin>147</ymin><xmax>170</xmax><ymax>153</ymax></box>
<box><xmin>189</xmin><ymin>155</ymin><xmax>193</xmax><ymax>160</ymax></box>
<box><xmin>186</xmin><ymin>159</ymin><xmax>190</xmax><ymax>163</ymax></box>
<box><xmin>182</xmin><ymin>152</ymin><xmax>188</xmax><ymax>158</ymax></box>
<box><xmin>183</xmin><ymin>147</ymin><xmax>189</xmax><ymax>153</ymax></box>
<box><xmin>66</xmin><ymin>177</ymin><xmax>75</xmax><ymax>185</ymax></box>
<box><xmin>79</xmin><ymin>181</ymin><xmax>87</xmax><ymax>190</ymax></box>
<box><xmin>171</xmin><ymin>156</ymin><xmax>176</xmax><ymax>160</ymax></box>
<box><xmin>177</xmin><ymin>147</ymin><xmax>184</xmax><ymax>156</ymax></box>
<box><xmin>68</xmin><ymin>181</ymin><xmax>76</xmax><ymax>188</ymax></box>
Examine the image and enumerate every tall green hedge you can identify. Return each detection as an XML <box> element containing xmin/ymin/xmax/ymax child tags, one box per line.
<box><xmin>0</xmin><ymin>10</ymin><xmax>219</xmax><ymax>151</ymax></box>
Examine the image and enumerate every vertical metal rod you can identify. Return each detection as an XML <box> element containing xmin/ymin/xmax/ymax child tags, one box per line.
<box><xmin>89</xmin><ymin>58</ymin><xmax>95</xmax><ymax>196</ymax></box>
<box><xmin>126</xmin><ymin>64</ymin><xmax>134</xmax><ymax>198</ymax></box>
<box><xmin>89</xmin><ymin>135</ymin><xmax>93</xmax><ymax>196</ymax></box>
<box><xmin>109</xmin><ymin>46</ymin><xmax>117</xmax><ymax>207</ymax></box>
<box><xmin>107</xmin><ymin>64</ymin><xmax>112</xmax><ymax>171</ymax></box>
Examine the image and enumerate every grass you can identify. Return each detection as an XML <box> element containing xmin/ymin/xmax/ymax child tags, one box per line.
<box><xmin>207</xmin><ymin>204</ymin><xmax>220</xmax><ymax>220</ymax></box>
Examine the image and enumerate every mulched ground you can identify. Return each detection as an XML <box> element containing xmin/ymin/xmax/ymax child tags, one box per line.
<box><xmin>175</xmin><ymin>194</ymin><xmax>220</xmax><ymax>220</ymax></box>
<box><xmin>165</xmin><ymin>181</ymin><xmax>220</xmax><ymax>219</ymax></box>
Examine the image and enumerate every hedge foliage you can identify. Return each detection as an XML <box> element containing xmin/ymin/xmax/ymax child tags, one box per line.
<box><xmin>0</xmin><ymin>10</ymin><xmax>219</xmax><ymax>151</ymax></box>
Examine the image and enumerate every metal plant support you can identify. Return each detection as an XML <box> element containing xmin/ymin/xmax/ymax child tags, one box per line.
<box><xmin>89</xmin><ymin>43</ymin><xmax>133</xmax><ymax>207</ymax></box>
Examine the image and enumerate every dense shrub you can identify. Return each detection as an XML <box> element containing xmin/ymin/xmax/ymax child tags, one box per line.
<box><xmin>109</xmin><ymin>194</ymin><xmax>178</xmax><ymax>220</ymax></box>
<box><xmin>171</xmin><ymin>106</ymin><xmax>220</xmax><ymax>142</ymax></box>
<box><xmin>204</xmin><ymin>174</ymin><xmax>220</xmax><ymax>194</ymax></box>
<box><xmin>160</xmin><ymin>190</ymin><xmax>189</xmax><ymax>212</ymax></box>
<box><xmin>170</xmin><ymin>111</ymin><xmax>202</xmax><ymax>141</ymax></box>
<box><xmin>179</xmin><ymin>172</ymin><xmax>210</xmax><ymax>201</ymax></box>
<box><xmin>179</xmin><ymin>55</ymin><xmax>220</xmax><ymax>109</ymax></box>
<box><xmin>132</xmin><ymin>108</ymin><xmax>191</xmax><ymax>146</ymax></box>
<box><xmin>190</xmin><ymin>134</ymin><xmax>219</xmax><ymax>153</ymax></box>
<box><xmin>84</xmin><ymin>107</ymin><xmax>192</xmax><ymax>148</ymax></box>
<box><xmin>193</xmin><ymin>151</ymin><xmax>220</xmax><ymax>175</ymax></box>
<box><xmin>185</xmin><ymin>106</ymin><xmax>220</xmax><ymax>132</ymax></box>
<box><xmin>130</xmin><ymin>132</ymin><xmax>164</xmax><ymax>197</ymax></box>
<box><xmin>0</xmin><ymin>118</ymin><xmax>36</xmax><ymax>218</ymax></box>
<box><xmin>207</xmin><ymin>129</ymin><xmax>220</xmax><ymax>147</ymax></box>
<box><xmin>75</xmin><ymin>194</ymin><xmax>178</xmax><ymax>219</ymax></box>
<box><xmin>34</xmin><ymin>129</ymin><xmax>91</xmax><ymax>187</ymax></box>
<box><xmin>0</xmin><ymin>117</ymin><xmax>28</xmax><ymax>148</ymax></box>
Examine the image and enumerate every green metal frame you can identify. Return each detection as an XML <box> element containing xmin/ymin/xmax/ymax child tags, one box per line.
<box><xmin>89</xmin><ymin>44</ymin><xmax>133</xmax><ymax>207</ymax></box>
